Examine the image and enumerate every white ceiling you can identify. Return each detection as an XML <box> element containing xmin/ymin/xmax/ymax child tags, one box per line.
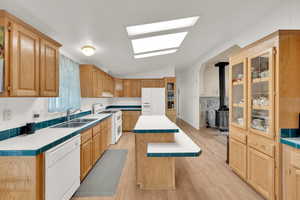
<box><xmin>0</xmin><ymin>0</ymin><xmax>282</xmax><ymax>76</ymax></box>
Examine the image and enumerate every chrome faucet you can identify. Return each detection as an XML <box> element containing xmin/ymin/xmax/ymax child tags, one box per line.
<box><xmin>66</xmin><ymin>108</ymin><xmax>80</xmax><ymax>121</ymax></box>
<box><xmin>92</xmin><ymin>103</ymin><xmax>103</xmax><ymax>114</ymax></box>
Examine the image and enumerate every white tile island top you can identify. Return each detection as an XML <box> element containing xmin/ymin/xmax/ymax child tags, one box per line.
<box><xmin>0</xmin><ymin>113</ymin><xmax>111</xmax><ymax>156</ymax></box>
<box><xmin>147</xmin><ymin>129</ymin><xmax>201</xmax><ymax>157</ymax></box>
<box><xmin>133</xmin><ymin>115</ymin><xmax>179</xmax><ymax>133</ymax></box>
<box><xmin>134</xmin><ymin>115</ymin><xmax>201</xmax><ymax>157</ymax></box>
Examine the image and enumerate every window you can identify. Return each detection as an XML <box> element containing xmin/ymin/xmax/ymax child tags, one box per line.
<box><xmin>48</xmin><ymin>54</ymin><xmax>81</xmax><ymax>112</ymax></box>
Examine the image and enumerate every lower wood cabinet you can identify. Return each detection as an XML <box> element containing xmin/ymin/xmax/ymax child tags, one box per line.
<box><xmin>80</xmin><ymin>138</ymin><xmax>93</xmax><ymax>180</ymax></box>
<box><xmin>247</xmin><ymin>147</ymin><xmax>274</xmax><ymax>200</ymax></box>
<box><xmin>122</xmin><ymin>111</ymin><xmax>141</xmax><ymax>132</ymax></box>
<box><xmin>0</xmin><ymin>154</ymin><xmax>44</xmax><ymax>200</ymax></box>
<box><xmin>80</xmin><ymin>117</ymin><xmax>112</xmax><ymax>181</ymax></box>
<box><xmin>283</xmin><ymin>144</ymin><xmax>300</xmax><ymax>200</ymax></box>
<box><xmin>229</xmin><ymin>138</ymin><xmax>247</xmax><ymax>179</ymax></box>
<box><xmin>92</xmin><ymin>133</ymin><xmax>101</xmax><ymax>164</ymax></box>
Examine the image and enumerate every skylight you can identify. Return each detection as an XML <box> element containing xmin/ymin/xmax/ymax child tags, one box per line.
<box><xmin>131</xmin><ymin>32</ymin><xmax>188</xmax><ymax>54</ymax></box>
<box><xmin>126</xmin><ymin>16</ymin><xmax>199</xmax><ymax>36</ymax></box>
<box><xmin>135</xmin><ymin>49</ymin><xmax>178</xmax><ymax>59</ymax></box>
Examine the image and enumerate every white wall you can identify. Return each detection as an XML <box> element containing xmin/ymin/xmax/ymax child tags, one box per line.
<box><xmin>176</xmin><ymin>0</ymin><xmax>300</xmax><ymax>129</ymax></box>
<box><xmin>112</xmin><ymin>98</ymin><xmax>141</xmax><ymax>105</ymax></box>
<box><xmin>118</xmin><ymin>66</ymin><xmax>175</xmax><ymax>79</ymax></box>
<box><xmin>176</xmin><ymin>66</ymin><xmax>199</xmax><ymax>128</ymax></box>
<box><xmin>201</xmin><ymin>64</ymin><xmax>229</xmax><ymax>97</ymax></box>
<box><xmin>0</xmin><ymin>98</ymin><xmax>112</xmax><ymax>131</ymax></box>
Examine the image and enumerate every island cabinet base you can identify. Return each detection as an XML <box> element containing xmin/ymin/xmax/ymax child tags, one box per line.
<box><xmin>135</xmin><ymin>133</ymin><xmax>175</xmax><ymax>190</ymax></box>
<box><xmin>0</xmin><ymin>154</ymin><xmax>44</xmax><ymax>200</ymax></box>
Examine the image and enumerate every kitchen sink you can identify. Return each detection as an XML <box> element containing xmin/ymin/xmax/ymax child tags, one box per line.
<box><xmin>52</xmin><ymin>122</ymin><xmax>88</xmax><ymax>128</ymax></box>
<box><xmin>70</xmin><ymin>118</ymin><xmax>98</xmax><ymax>123</ymax></box>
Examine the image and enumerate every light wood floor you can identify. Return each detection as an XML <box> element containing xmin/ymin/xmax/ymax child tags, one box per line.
<box><xmin>73</xmin><ymin>120</ymin><xmax>264</xmax><ymax>200</ymax></box>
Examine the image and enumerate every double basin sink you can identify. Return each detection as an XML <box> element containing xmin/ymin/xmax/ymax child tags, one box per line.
<box><xmin>51</xmin><ymin>118</ymin><xmax>98</xmax><ymax>128</ymax></box>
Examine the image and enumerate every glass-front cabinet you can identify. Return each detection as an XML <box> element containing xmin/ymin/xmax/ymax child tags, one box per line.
<box><xmin>230</xmin><ymin>58</ymin><xmax>247</xmax><ymax>129</ymax></box>
<box><xmin>248</xmin><ymin>48</ymin><xmax>274</xmax><ymax>138</ymax></box>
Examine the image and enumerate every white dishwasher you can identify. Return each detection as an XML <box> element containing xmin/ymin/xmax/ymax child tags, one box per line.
<box><xmin>45</xmin><ymin>135</ymin><xmax>81</xmax><ymax>200</ymax></box>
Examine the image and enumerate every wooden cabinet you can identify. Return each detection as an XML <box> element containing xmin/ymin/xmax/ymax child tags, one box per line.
<box><xmin>80</xmin><ymin>117</ymin><xmax>112</xmax><ymax>181</ymax></box>
<box><xmin>0</xmin><ymin>10</ymin><xmax>61</xmax><ymax>97</ymax></box>
<box><xmin>229</xmin><ymin>57</ymin><xmax>247</xmax><ymax>129</ymax></box>
<box><xmin>229</xmin><ymin>138</ymin><xmax>247</xmax><ymax>179</ymax></box>
<box><xmin>10</xmin><ymin>22</ymin><xmax>40</xmax><ymax>96</ymax></box>
<box><xmin>247</xmin><ymin>147</ymin><xmax>274</xmax><ymax>200</ymax></box>
<box><xmin>141</xmin><ymin>79</ymin><xmax>164</xmax><ymax>88</ymax></box>
<box><xmin>92</xmin><ymin>132</ymin><xmax>101</xmax><ymax>164</ymax></box>
<box><xmin>80</xmin><ymin>64</ymin><xmax>114</xmax><ymax>97</ymax></box>
<box><xmin>229</xmin><ymin>30</ymin><xmax>300</xmax><ymax>200</ymax></box>
<box><xmin>114</xmin><ymin>78</ymin><xmax>123</xmax><ymax>97</ymax></box>
<box><xmin>283</xmin><ymin>145</ymin><xmax>300</xmax><ymax>200</ymax></box>
<box><xmin>164</xmin><ymin>77</ymin><xmax>176</xmax><ymax>122</ymax></box>
<box><xmin>80</xmin><ymin>137</ymin><xmax>93</xmax><ymax>181</ymax></box>
<box><xmin>123</xmin><ymin>79</ymin><xmax>141</xmax><ymax>97</ymax></box>
<box><xmin>40</xmin><ymin>39</ymin><xmax>59</xmax><ymax>96</ymax></box>
<box><xmin>122</xmin><ymin>111</ymin><xmax>141</xmax><ymax>132</ymax></box>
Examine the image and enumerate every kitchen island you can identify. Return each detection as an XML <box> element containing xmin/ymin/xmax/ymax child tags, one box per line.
<box><xmin>133</xmin><ymin>115</ymin><xmax>201</xmax><ymax>190</ymax></box>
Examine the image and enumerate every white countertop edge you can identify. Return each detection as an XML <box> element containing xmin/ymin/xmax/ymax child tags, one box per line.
<box><xmin>147</xmin><ymin>130</ymin><xmax>201</xmax><ymax>154</ymax></box>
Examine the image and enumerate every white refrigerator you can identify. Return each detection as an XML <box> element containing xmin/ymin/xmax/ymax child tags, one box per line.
<box><xmin>142</xmin><ymin>88</ymin><xmax>165</xmax><ymax>115</ymax></box>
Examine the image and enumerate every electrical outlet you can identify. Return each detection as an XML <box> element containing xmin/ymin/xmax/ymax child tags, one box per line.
<box><xmin>3</xmin><ymin>109</ymin><xmax>12</xmax><ymax>121</ymax></box>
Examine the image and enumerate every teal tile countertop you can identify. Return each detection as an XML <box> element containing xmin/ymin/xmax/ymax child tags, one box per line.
<box><xmin>0</xmin><ymin>114</ymin><xmax>112</xmax><ymax>156</ymax></box>
<box><xmin>133</xmin><ymin>115</ymin><xmax>179</xmax><ymax>133</ymax></box>
<box><xmin>106</xmin><ymin>105</ymin><xmax>141</xmax><ymax>111</ymax></box>
<box><xmin>280</xmin><ymin>128</ymin><xmax>300</xmax><ymax>149</ymax></box>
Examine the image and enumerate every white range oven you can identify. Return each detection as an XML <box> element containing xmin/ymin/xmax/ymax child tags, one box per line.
<box><xmin>99</xmin><ymin>109</ymin><xmax>122</xmax><ymax>144</ymax></box>
<box><xmin>92</xmin><ymin>104</ymin><xmax>123</xmax><ymax>144</ymax></box>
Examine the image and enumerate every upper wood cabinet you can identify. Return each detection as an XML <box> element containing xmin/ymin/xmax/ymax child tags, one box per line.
<box><xmin>141</xmin><ymin>79</ymin><xmax>164</xmax><ymax>88</ymax></box>
<box><xmin>80</xmin><ymin>64</ymin><xmax>114</xmax><ymax>98</ymax></box>
<box><xmin>123</xmin><ymin>79</ymin><xmax>141</xmax><ymax>97</ymax></box>
<box><xmin>114</xmin><ymin>78</ymin><xmax>123</xmax><ymax>97</ymax></box>
<box><xmin>40</xmin><ymin>39</ymin><xmax>59</xmax><ymax>97</ymax></box>
<box><xmin>10</xmin><ymin>22</ymin><xmax>40</xmax><ymax>96</ymax></box>
<box><xmin>0</xmin><ymin>10</ymin><xmax>61</xmax><ymax>97</ymax></box>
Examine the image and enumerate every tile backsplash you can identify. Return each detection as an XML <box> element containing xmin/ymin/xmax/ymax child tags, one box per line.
<box><xmin>0</xmin><ymin>97</ymin><xmax>113</xmax><ymax>131</ymax></box>
<box><xmin>0</xmin><ymin>97</ymin><xmax>141</xmax><ymax>131</ymax></box>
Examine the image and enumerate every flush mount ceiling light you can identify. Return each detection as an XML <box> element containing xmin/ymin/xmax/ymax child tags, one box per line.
<box><xmin>131</xmin><ymin>32</ymin><xmax>188</xmax><ymax>54</ymax></box>
<box><xmin>81</xmin><ymin>45</ymin><xmax>96</xmax><ymax>56</ymax></box>
<box><xmin>126</xmin><ymin>16</ymin><xmax>199</xmax><ymax>36</ymax></box>
<box><xmin>134</xmin><ymin>49</ymin><xmax>178</xmax><ymax>59</ymax></box>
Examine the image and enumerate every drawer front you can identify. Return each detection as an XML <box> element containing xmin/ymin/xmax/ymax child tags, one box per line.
<box><xmin>248</xmin><ymin>135</ymin><xmax>274</xmax><ymax>158</ymax></box>
<box><xmin>92</xmin><ymin>123</ymin><xmax>101</xmax><ymax>136</ymax></box>
<box><xmin>81</xmin><ymin>128</ymin><xmax>92</xmax><ymax>144</ymax></box>
<box><xmin>230</xmin><ymin>130</ymin><xmax>247</xmax><ymax>144</ymax></box>
<box><xmin>291</xmin><ymin>150</ymin><xmax>300</xmax><ymax>169</ymax></box>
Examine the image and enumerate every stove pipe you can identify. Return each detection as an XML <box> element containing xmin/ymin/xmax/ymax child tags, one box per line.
<box><xmin>215</xmin><ymin>62</ymin><xmax>229</xmax><ymax>132</ymax></box>
<box><xmin>215</xmin><ymin>62</ymin><xmax>229</xmax><ymax>109</ymax></box>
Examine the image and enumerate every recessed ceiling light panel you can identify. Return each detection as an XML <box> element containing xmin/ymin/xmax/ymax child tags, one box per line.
<box><xmin>135</xmin><ymin>49</ymin><xmax>178</xmax><ymax>59</ymax></box>
<box><xmin>81</xmin><ymin>45</ymin><xmax>96</xmax><ymax>56</ymax></box>
<box><xmin>131</xmin><ymin>32</ymin><xmax>187</xmax><ymax>54</ymax></box>
<box><xmin>126</xmin><ymin>16</ymin><xmax>199</xmax><ymax>36</ymax></box>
